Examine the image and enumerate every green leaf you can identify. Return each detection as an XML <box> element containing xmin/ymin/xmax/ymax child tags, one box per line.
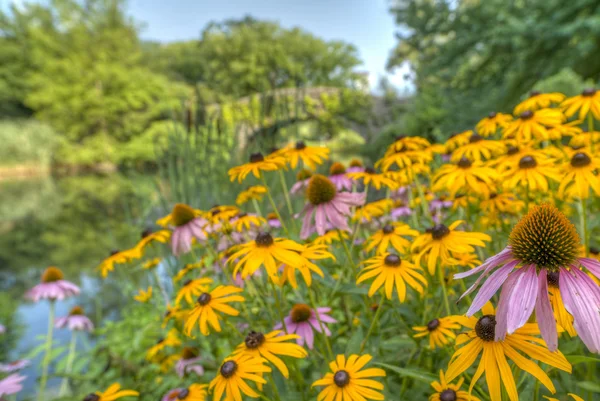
<box><xmin>25</xmin><ymin>343</ymin><xmax>47</xmax><ymax>359</ymax></box>
<box><xmin>566</xmin><ymin>355</ymin><xmax>600</xmax><ymax>365</ymax></box>
<box><xmin>373</xmin><ymin>362</ymin><xmax>437</xmax><ymax>383</ymax></box>
<box><xmin>577</xmin><ymin>381</ymin><xmax>600</xmax><ymax>393</ymax></box>
<box><xmin>345</xmin><ymin>327</ymin><xmax>364</xmax><ymax>354</ymax></box>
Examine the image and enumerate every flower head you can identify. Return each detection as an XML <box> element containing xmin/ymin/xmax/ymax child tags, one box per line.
<box><xmin>502</xmin><ymin>152</ymin><xmax>561</xmax><ymax>193</ymax></box>
<box><xmin>277</xmin><ymin>243</ymin><xmax>334</xmax><ymax>289</ymax></box>
<box><xmin>135</xmin><ymin>229</ymin><xmax>170</xmax><ymax>253</ymax></box>
<box><xmin>26</xmin><ymin>267</ymin><xmax>80</xmax><ymax>302</ymax></box>
<box><xmin>134</xmin><ymin>287</ymin><xmax>153</xmax><ymax>303</ymax></box>
<box><xmin>0</xmin><ymin>374</ymin><xmax>26</xmax><ymax>397</ymax></box>
<box><xmin>475</xmin><ymin>112</ymin><xmax>513</xmax><ymax>137</ymax></box>
<box><xmin>184</xmin><ymin>285</ymin><xmax>244</xmax><ymax>336</ymax></box>
<box><xmin>429</xmin><ymin>370</ymin><xmax>480</xmax><ymax>401</ymax></box>
<box><xmin>433</xmin><ymin>158</ymin><xmax>498</xmax><ymax>198</ymax></box>
<box><xmin>175</xmin><ymin>277</ymin><xmax>213</xmax><ymax>306</ymax></box>
<box><xmin>169</xmin><ymin>203</ymin><xmax>208</xmax><ymax>256</ymax></box>
<box><xmin>175</xmin><ymin>347</ymin><xmax>204</xmax><ymax>377</ymax></box>
<box><xmin>514</xmin><ymin>91</ymin><xmax>565</xmax><ymax>115</ymax></box>
<box><xmin>562</xmin><ymin>88</ymin><xmax>600</xmax><ymax>120</ymax></box>
<box><xmin>282</xmin><ymin>141</ymin><xmax>329</xmax><ymax>170</ymax></box>
<box><xmin>209</xmin><ymin>354</ymin><xmax>271</xmax><ymax>401</ymax></box>
<box><xmin>451</xmin><ymin>134</ymin><xmax>505</xmax><ymax>162</ymax></box>
<box><xmin>364</xmin><ymin>222</ymin><xmax>418</xmax><ymax>255</ymax></box>
<box><xmin>0</xmin><ymin>360</ymin><xmax>30</xmax><ymax>373</ymax></box>
<box><xmin>347</xmin><ymin>167</ymin><xmax>397</xmax><ymax>190</ymax></box>
<box><xmin>503</xmin><ymin>108</ymin><xmax>565</xmax><ymax>142</ymax></box>
<box><xmin>328</xmin><ymin>162</ymin><xmax>354</xmax><ymax>191</ymax></box>
<box><xmin>97</xmin><ymin>248</ymin><xmax>141</xmax><ymax>278</ymax></box>
<box><xmin>236</xmin><ymin>185</ymin><xmax>267</xmax><ymax>205</ymax></box>
<box><xmin>55</xmin><ymin>306</ymin><xmax>94</xmax><ymax>332</ymax></box>
<box><xmin>82</xmin><ymin>383</ymin><xmax>138</xmax><ymax>401</ymax></box>
<box><xmin>274</xmin><ymin>304</ymin><xmax>337</xmax><ymax>349</ymax></box>
<box><xmin>413</xmin><ymin>316</ymin><xmax>461</xmax><ymax>349</ymax></box>
<box><xmin>161</xmin><ymin>385</ymin><xmax>207</xmax><ymax>401</ymax></box>
<box><xmin>228</xmin><ymin>152</ymin><xmax>286</xmax><ymax>182</ymax></box>
<box><xmin>558</xmin><ymin>150</ymin><xmax>600</xmax><ymax>199</ymax></box>
<box><xmin>146</xmin><ymin>329</ymin><xmax>181</xmax><ymax>361</ymax></box>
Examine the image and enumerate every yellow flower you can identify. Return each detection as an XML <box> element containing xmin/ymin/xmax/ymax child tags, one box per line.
<box><xmin>228</xmin><ymin>152</ymin><xmax>286</xmax><ymax>183</ymax></box>
<box><xmin>209</xmin><ymin>354</ymin><xmax>271</xmax><ymax>401</ymax></box>
<box><xmin>277</xmin><ymin>243</ymin><xmax>334</xmax><ymax>288</ymax></box>
<box><xmin>313</xmin><ymin>229</ymin><xmax>349</xmax><ymax>245</ymax></box>
<box><xmin>134</xmin><ymin>286</ymin><xmax>153</xmax><ymax>303</ymax></box>
<box><xmin>558</xmin><ymin>150</ymin><xmax>600</xmax><ymax>199</ymax></box>
<box><xmin>184</xmin><ymin>285</ymin><xmax>244</xmax><ymax>336</ymax></box>
<box><xmin>352</xmin><ymin>199</ymin><xmax>393</xmax><ymax>222</ymax></box>
<box><xmin>413</xmin><ymin>316</ymin><xmax>461</xmax><ymax>349</ymax></box>
<box><xmin>450</xmin><ymin>134</ymin><xmax>505</xmax><ymax>162</ymax></box>
<box><xmin>547</xmin><ymin>272</ymin><xmax>577</xmax><ymax>337</ymax></box>
<box><xmin>228</xmin><ymin>232</ymin><xmax>307</xmax><ymax>283</ymax></box>
<box><xmin>385</xmin><ymin>135</ymin><xmax>431</xmax><ymax>155</ymax></box>
<box><xmin>156</xmin><ymin>204</ymin><xmax>204</xmax><ymax>228</ymax></box>
<box><xmin>162</xmin><ymin>304</ymin><xmax>188</xmax><ymax>328</ymax></box>
<box><xmin>364</xmin><ymin>222</ymin><xmax>418</xmax><ymax>255</ymax></box>
<box><xmin>142</xmin><ymin>257</ymin><xmax>161</xmax><ymax>270</ymax></box>
<box><xmin>562</xmin><ymin>88</ymin><xmax>600</xmax><ymax>120</ymax></box>
<box><xmin>232</xmin><ymin>213</ymin><xmax>265</xmax><ymax>232</ymax></box>
<box><xmin>135</xmin><ymin>229</ymin><xmax>171</xmax><ymax>253</ymax></box>
<box><xmin>412</xmin><ymin>221</ymin><xmax>491</xmax><ymax>274</ymax></box>
<box><xmin>376</xmin><ymin>146</ymin><xmax>432</xmax><ymax>171</ymax></box>
<box><xmin>447</xmin><ymin>303</ymin><xmax>571</xmax><ymax>401</ymax></box>
<box><xmin>448</xmin><ymin>252</ymin><xmax>481</xmax><ymax>269</ymax></box>
<box><xmin>475</xmin><ymin>112</ymin><xmax>512</xmax><ymax>137</ymax></box>
<box><xmin>236</xmin><ymin>185</ymin><xmax>267</xmax><ymax>205</ymax></box>
<box><xmin>347</xmin><ymin>167</ymin><xmax>397</xmax><ymax>190</ymax></box>
<box><xmin>157</xmin><ymin>353</ymin><xmax>180</xmax><ymax>373</ymax></box>
<box><xmin>173</xmin><ymin>260</ymin><xmax>206</xmax><ymax>283</ymax></box>
<box><xmin>146</xmin><ymin>329</ymin><xmax>181</xmax><ymax>360</ymax></box>
<box><xmin>234</xmin><ymin>330</ymin><xmax>307</xmax><ymax>378</ymax></box>
<box><xmin>429</xmin><ymin>370</ymin><xmax>480</xmax><ymax>401</ymax></box>
<box><xmin>85</xmin><ymin>383</ymin><xmax>138</xmax><ymax>401</ymax></box>
<box><xmin>207</xmin><ymin>205</ymin><xmax>241</xmax><ymax>227</ymax></box>
<box><xmin>544</xmin><ymin>394</ymin><xmax>585</xmax><ymax>401</ymax></box>
<box><xmin>282</xmin><ymin>141</ymin><xmax>330</xmax><ymax>170</ymax></box>
<box><xmin>97</xmin><ymin>248</ymin><xmax>142</xmax><ymax>278</ymax></box>
<box><xmin>503</xmin><ymin>108</ymin><xmax>565</xmax><ymax>142</ymax></box>
<box><xmin>357</xmin><ymin>253</ymin><xmax>427</xmax><ymax>302</ymax></box>
<box><xmin>165</xmin><ymin>384</ymin><xmax>208</xmax><ymax>401</ymax></box>
<box><xmin>312</xmin><ymin>354</ymin><xmax>386</xmax><ymax>401</ymax></box>
<box><xmin>444</xmin><ymin>130</ymin><xmax>473</xmax><ymax>153</ymax></box>
<box><xmin>514</xmin><ymin>91</ymin><xmax>565</xmax><ymax>115</ymax></box>
<box><xmin>501</xmin><ymin>152</ymin><xmax>562</xmax><ymax>193</ymax></box>
<box><xmin>175</xmin><ymin>277</ymin><xmax>213</xmax><ymax>306</ymax></box>
<box><xmin>432</xmin><ymin>158</ymin><xmax>498</xmax><ymax>198</ymax></box>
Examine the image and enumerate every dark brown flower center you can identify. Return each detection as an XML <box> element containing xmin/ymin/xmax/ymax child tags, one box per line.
<box><xmin>507</xmin><ymin>146</ymin><xmax>519</xmax><ymax>155</ymax></box>
<box><xmin>457</xmin><ymin>157</ymin><xmax>472</xmax><ymax>169</ymax></box>
<box><xmin>382</xmin><ymin>224</ymin><xmax>394</xmax><ymax>234</ymax></box>
<box><xmin>427</xmin><ymin>318</ymin><xmax>440</xmax><ymax>331</ymax></box>
<box><xmin>530</xmin><ymin>90</ymin><xmax>541</xmax><ymax>97</ymax></box>
<box><xmin>290</xmin><ymin>304</ymin><xmax>312</xmax><ymax>323</ymax></box>
<box><xmin>571</xmin><ymin>152</ymin><xmax>591</xmax><ymax>168</ymax></box>
<box><xmin>547</xmin><ymin>271</ymin><xmax>560</xmax><ymax>288</ymax></box>
<box><xmin>295</xmin><ymin>141</ymin><xmax>306</xmax><ymax>150</ymax></box>
<box><xmin>489</xmin><ymin>193</ymin><xmax>498</xmax><ymax>200</ymax></box>
<box><xmin>172</xmin><ymin>203</ymin><xmax>196</xmax><ymax>227</ymax></box>
<box><xmin>182</xmin><ymin>347</ymin><xmax>199</xmax><ymax>360</ymax></box>
<box><xmin>488</xmin><ymin>112</ymin><xmax>497</xmax><ymax>119</ymax></box>
<box><xmin>307</xmin><ymin>174</ymin><xmax>337</xmax><ymax>205</ymax></box>
<box><xmin>520</xmin><ymin>110</ymin><xmax>534</xmax><ymax>120</ymax></box>
<box><xmin>255</xmin><ymin>232</ymin><xmax>274</xmax><ymax>247</ymax></box>
<box><xmin>41</xmin><ymin>267</ymin><xmax>64</xmax><ymax>283</ymax></box>
<box><xmin>350</xmin><ymin>159</ymin><xmax>363</xmax><ymax>167</ymax></box>
<box><xmin>69</xmin><ymin>306</ymin><xmax>84</xmax><ymax>316</ymax></box>
<box><xmin>518</xmin><ymin>155</ymin><xmax>537</xmax><ymax>169</ymax></box>
<box><xmin>141</xmin><ymin>228</ymin><xmax>152</xmax><ymax>238</ymax></box>
<box><xmin>334</xmin><ymin>370</ymin><xmax>351</xmax><ymax>387</ymax></box>
<box><xmin>177</xmin><ymin>389</ymin><xmax>189</xmax><ymax>400</ymax></box>
<box><xmin>220</xmin><ymin>360</ymin><xmax>237</xmax><ymax>378</ymax></box>
<box><xmin>590</xmin><ymin>246</ymin><xmax>600</xmax><ymax>255</ymax></box>
<box><xmin>364</xmin><ymin>166</ymin><xmax>376</xmax><ymax>174</ymax></box>
<box><xmin>430</xmin><ymin>224</ymin><xmax>450</xmax><ymax>240</ymax></box>
<box><xmin>469</xmin><ymin>134</ymin><xmax>483</xmax><ymax>143</ymax></box>
<box><xmin>440</xmin><ymin>389</ymin><xmax>457</xmax><ymax>401</ymax></box>
<box><xmin>329</xmin><ymin>162</ymin><xmax>346</xmax><ymax>175</ymax></box>
<box><xmin>245</xmin><ymin>331</ymin><xmax>266</xmax><ymax>349</ymax></box>
<box><xmin>250</xmin><ymin>153</ymin><xmax>264</xmax><ymax>163</ymax></box>
<box><xmin>83</xmin><ymin>394</ymin><xmax>100</xmax><ymax>401</ymax></box>
<box><xmin>197</xmin><ymin>293</ymin><xmax>212</xmax><ymax>306</ymax></box>
<box><xmin>582</xmin><ymin>88</ymin><xmax>596</xmax><ymax>97</ymax></box>
<box><xmin>475</xmin><ymin>315</ymin><xmax>496</xmax><ymax>341</ymax></box>
<box><xmin>297</xmin><ymin>169</ymin><xmax>313</xmax><ymax>181</ymax></box>
<box><xmin>384</xmin><ymin>254</ymin><xmax>401</xmax><ymax>267</ymax></box>
<box><xmin>184</xmin><ymin>279</ymin><xmax>193</xmax><ymax>286</ymax></box>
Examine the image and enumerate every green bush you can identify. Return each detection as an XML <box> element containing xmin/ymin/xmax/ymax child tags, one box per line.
<box><xmin>0</xmin><ymin>119</ymin><xmax>61</xmax><ymax>167</ymax></box>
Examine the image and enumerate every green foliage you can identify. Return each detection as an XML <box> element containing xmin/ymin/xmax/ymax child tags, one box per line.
<box><xmin>531</xmin><ymin>68</ymin><xmax>596</xmax><ymax>98</ymax></box>
<box><xmin>0</xmin><ymin>119</ymin><xmax>61</xmax><ymax>167</ymax></box>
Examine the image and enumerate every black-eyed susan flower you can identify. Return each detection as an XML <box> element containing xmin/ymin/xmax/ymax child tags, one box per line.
<box><xmin>209</xmin><ymin>354</ymin><xmax>271</xmax><ymax>401</ymax></box>
<box><xmin>429</xmin><ymin>370</ymin><xmax>480</xmax><ymax>401</ymax></box>
<box><xmin>501</xmin><ymin>152</ymin><xmax>561</xmax><ymax>193</ymax></box>
<box><xmin>162</xmin><ymin>304</ymin><xmax>187</xmax><ymax>328</ymax></box>
<box><xmin>413</xmin><ymin>317</ymin><xmax>461</xmax><ymax>349</ymax></box>
<box><xmin>558</xmin><ymin>150</ymin><xmax>600</xmax><ymax>199</ymax></box>
<box><xmin>475</xmin><ymin>112</ymin><xmax>513</xmax><ymax>137</ymax></box>
<box><xmin>385</xmin><ymin>135</ymin><xmax>431</xmax><ymax>155</ymax></box>
<box><xmin>228</xmin><ymin>232</ymin><xmax>307</xmax><ymax>282</ymax></box>
<box><xmin>173</xmin><ymin>260</ymin><xmax>205</xmax><ymax>283</ymax></box>
<box><xmin>146</xmin><ymin>329</ymin><xmax>181</xmax><ymax>360</ymax></box>
<box><xmin>175</xmin><ymin>278</ymin><xmax>213</xmax><ymax>306</ymax></box>
<box><xmin>450</xmin><ymin>134</ymin><xmax>505</xmax><ymax>162</ymax></box>
<box><xmin>412</xmin><ymin>221</ymin><xmax>491</xmax><ymax>274</ymax></box>
<box><xmin>135</xmin><ymin>229</ymin><xmax>170</xmax><ymax>253</ymax></box>
<box><xmin>352</xmin><ymin>199</ymin><xmax>393</xmax><ymax>223</ymax></box>
<box><xmin>236</xmin><ymin>185</ymin><xmax>267</xmax><ymax>205</ymax></box>
<box><xmin>376</xmin><ymin>145</ymin><xmax>432</xmax><ymax>171</ymax></box>
<box><xmin>228</xmin><ymin>152</ymin><xmax>286</xmax><ymax>183</ymax></box>
<box><xmin>432</xmin><ymin>158</ymin><xmax>498</xmax><ymax>198</ymax></box>
<box><xmin>97</xmin><ymin>248</ymin><xmax>141</xmax><ymax>278</ymax></box>
<box><xmin>444</xmin><ymin>130</ymin><xmax>473</xmax><ymax>153</ymax></box>
<box><xmin>347</xmin><ymin>167</ymin><xmax>397</xmax><ymax>190</ymax></box>
<box><xmin>503</xmin><ymin>108</ymin><xmax>565</xmax><ymax>142</ymax></box>
<box><xmin>83</xmin><ymin>383</ymin><xmax>138</xmax><ymax>401</ymax></box>
<box><xmin>312</xmin><ymin>354</ymin><xmax>386</xmax><ymax>401</ymax></box>
<box><xmin>562</xmin><ymin>88</ymin><xmax>600</xmax><ymax>120</ymax></box>
<box><xmin>277</xmin><ymin>243</ymin><xmax>334</xmax><ymax>288</ymax></box>
<box><xmin>161</xmin><ymin>384</ymin><xmax>207</xmax><ymax>401</ymax></box>
<box><xmin>134</xmin><ymin>287</ymin><xmax>152</xmax><ymax>303</ymax></box>
<box><xmin>445</xmin><ymin>303</ymin><xmax>571</xmax><ymax>401</ymax></box>
<box><xmin>449</xmin><ymin>252</ymin><xmax>481</xmax><ymax>269</ymax></box>
<box><xmin>282</xmin><ymin>141</ymin><xmax>330</xmax><ymax>170</ymax></box>
<box><xmin>514</xmin><ymin>91</ymin><xmax>566</xmax><ymax>115</ymax></box>
<box><xmin>184</xmin><ymin>285</ymin><xmax>244</xmax><ymax>336</ymax></box>
<box><xmin>142</xmin><ymin>258</ymin><xmax>161</xmax><ymax>270</ymax></box>
<box><xmin>231</xmin><ymin>213</ymin><xmax>265</xmax><ymax>232</ymax></box>
<box><xmin>313</xmin><ymin>229</ymin><xmax>349</xmax><ymax>245</ymax></box>
<box><xmin>364</xmin><ymin>222</ymin><xmax>418</xmax><ymax>255</ymax></box>
<box><xmin>357</xmin><ymin>253</ymin><xmax>427</xmax><ymax>302</ymax></box>
<box><xmin>480</xmin><ymin>192</ymin><xmax>524</xmax><ymax>215</ymax></box>
<box><xmin>234</xmin><ymin>330</ymin><xmax>307</xmax><ymax>377</ymax></box>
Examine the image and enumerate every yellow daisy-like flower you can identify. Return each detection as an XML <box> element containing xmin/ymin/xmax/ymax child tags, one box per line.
<box><xmin>157</xmin><ymin>353</ymin><xmax>180</xmax><ymax>373</ymax></box>
<box><xmin>347</xmin><ymin>167</ymin><xmax>397</xmax><ymax>190</ymax></box>
<box><xmin>228</xmin><ymin>232</ymin><xmax>307</xmax><ymax>282</ymax></box>
<box><xmin>236</xmin><ymin>185</ymin><xmax>267</xmax><ymax>205</ymax></box>
<box><xmin>385</xmin><ymin>135</ymin><xmax>431</xmax><ymax>155</ymax></box>
<box><xmin>503</xmin><ymin>108</ymin><xmax>565</xmax><ymax>142</ymax></box>
<box><xmin>569</xmin><ymin>131</ymin><xmax>600</xmax><ymax>149</ymax></box>
<box><xmin>376</xmin><ymin>146</ymin><xmax>432</xmax><ymax>171</ymax></box>
<box><xmin>232</xmin><ymin>213</ymin><xmax>266</xmax><ymax>232</ymax></box>
<box><xmin>142</xmin><ymin>257</ymin><xmax>161</xmax><ymax>270</ymax></box>
<box><xmin>277</xmin><ymin>243</ymin><xmax>334</xmax><ymax>289</ymax></box>
<box><xmin>429</xmin><ymin>370</ymin><xmax>480</xmax><ymax>401</ymax></box>
<box><xmin>357</xmin><ymin>253</ymin><xmax>427</xmax><ymax>302</ymax></box>
<box><xmin>312</xmin><ymin>229</ymin><xmax>349</xmax><ymax>245</ymax></box>
<box><xmin>413</xmin><ymin>316</ymin><xmax>461</xmax><ymax>349</ymax></box>
<box><xmin>480</xmin><ymin>192</ymin><xmax>524</xmax><ymax>215</ymax></box>
<box><xmin>490</xmin><ymin>142</ymin><xmax>536</xmax><ymax>172</ymax></box>
<box><xmin>84</xmin><ymin>383</ymin><xmax>139</xmax><ymax>401</ymax></box>
<box><xmin>501</xmin><ymin>152</ymin><xmax>562</xmax><ymax>193</ymax></box>
<box><xmin>547</xmin><ymin>272</ymin><xmax>577</xmax><ymax>337</ymax></box>
<box><xmin>209</xmin><ymin>354</ymin><xmax>271</xmax><ymax>401</ymax></box>
<box><xmin>446</xmin><ymin>303</ymin><xmax>571</xmax><ymax>401</ymax></box>
<box><xmin>156</xmin><ymin>205</ymin><xmax>204</xmax><ymax>228</ymax></box>
<box><xmin>312</xmin><ymin>354</ymin><xmax>386</xmax><ymax>401</ymax></box>
<box><xmin>184</xmin><ymin>285</ymin><xmax>244</xmax><ymax>336</ymax></box>
<box><xmin>558</xmin><ymin>150</ymin><xmax>600</xmax><ymax>199</ymax></box>
<box><xmin>562</xmin><ymin>88</ymin><xmax>600</xmax><ymax>120</ymax></box>
<box><xmin>207</xmin><ymin>205</ymin><xmax>241</xmax><ymax>226</ymax></box>
<box><xmin>134</xmin><ymin>286</ymin><xmax>153</xmax><ymax>303</ymax></box>
<box><xmin>432</xmin><ymin>158</ymin><xmax>498</xmax><ymax>198</ymax></box>
<box><xmin>448</xmin><ymin>252</ymin><xmax>481</xmax><ymax>269</ymax></box>
<box><xmin>234</xmin><ymin>330</ymin><xmax>307</xmax><ymax>378</ymax></box>
<box><xmin>364</xmin><ymin>222</ymin><xmax>418</xmax><ymax>255</ymax></box>
<box><xmin>514</xmin><ymin>91</ymin><xmax>566</xmax><ymax>115</ymax></box>
<box><xmin>146</xmin><ymin>329</ymin><xmax>181</xmax><ymax>360</ymax></box>
<box><xmin>173</xmin><ymin>260</ymin><xmax>206</xmax><ymax>283</ymax></box>
<box><xmin>546</xmin><ymin>119</ymin><xmax>583</xmax><ymax>140</ymax></box>
<box><xmin>444</xmin><ymin>130</ymin><xmax>473</xmax><ymax>153</ymax></box>
<box><xmin>544</xmin><ymin>394</ymin><xmax>585</xmax><ymax>401</ymax></box>
<box><xmin>475</xmin><ymin>112</ymin><xmax>513</xmax><ymax>137</ymax></box>
<box><xmin>282</xmin><ymin>141</ymin><xmax>330</xmax><ymax>170</ymax></box>
<box><xmin>164</xmin><ymin>384</ymin><xmax>208</xmax><ymax>401</ymax></box>
<box><xmin>162</xmin><ymin>304</ymin><xmax>188</xmax><ymax>328</ymax></box>
<box><xmin>97</xmin><ymin>248</ymin><xmax>142</xmax><ymax>278</ymax></box>
<box><xmin>175</xmin><ymin>277</ymin><xmax>213</xmax><ymax>306</ymax></box>
<box><xmin>352</xmin><ymin>199</ymin><xmax>393</xmax><ymax>222</ymax></box>
<box><xmin>412</xmin><ymin>221</ymin><xmax>491</xmax><ymax>274</ymax></box>
<box><xmin>228</xmin><ymin>152</ymin><xmax>286</xmax><ymax>183</ymax></box>
<box><xmin>135</xmin><ymin>229</ymin><xmax>171</xmax><ymax>253</ymax></box>
<box><xmin>450</xmin><ymin>134</ymin><xmax>505</xmax><ymax>162</ymax></box>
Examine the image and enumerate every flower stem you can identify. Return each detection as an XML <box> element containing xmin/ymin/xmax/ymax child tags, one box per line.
<box><xmin>59</xmin><ymin>331</ymin><xmax>77</xmax><ymax>396</ymax></box>
<box><xmin>437</xmin><ymin>265</ymin><xmax>452</xmax><ymax>316</ymax></box>
<box><xmin>268</xmin><ymin>372</ymin><xmax>282</xmax><ymax>401</ymax></box>
<box><xmin>38</xmin><ymin>300</ymin><xmax>55</xmax><ymax>400</ymax></box>
<box><xmin>360</xmin><ymin>294</ymin><xmax>385</xmax><ymax>353</ymax></box>
<box><xmin>308</xmin><ymin>289</ymin><xmax>334</xmax><ymax>361</ymax></box>
<box><xmin>252</xmin><ymin>198</ymin><xmax>263</xmax><ymax>217</ymax></box>
<box><xmin>260</xmin><ymin>175</ymin><xmax>289</xmax><ymax>234</ymax></box>
<box><xmin>277</xmin><ymin>170</ymin><xmax>297</xmax><ymax>231</ymax></box>
<box><xmin>270</xmin><ymin>281</ymin><xmax>288</xmax><ymax>333</ymax></box>
<box><xmin>338</xmin><ymin>229</ymin><xmax>358</xmax><ymax>273</ymax></box>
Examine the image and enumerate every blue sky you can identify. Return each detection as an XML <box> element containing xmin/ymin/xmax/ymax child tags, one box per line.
<box><xmin>127</xmin><ymin>0</ymin><xmax>410</xmax><ymax>91</ymax></box>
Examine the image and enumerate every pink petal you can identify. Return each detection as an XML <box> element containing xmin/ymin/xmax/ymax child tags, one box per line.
<box><xmin>505</xmin><ymin>265</ymin><xmax>539</xmax><ymax>334</ymax></box>
<box><xmin>466</xmin><ymin>260</ymin><xmax>518</xmax><ymax>316</ymax></box>
<box><xmin>535</xmin><ymin>269</ymin><xmax>558</xmax><ymax>351</ymax></box>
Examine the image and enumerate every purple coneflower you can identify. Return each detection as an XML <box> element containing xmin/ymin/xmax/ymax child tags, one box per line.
<box><xmin>169</xmin><ymin>203</ymin><xmax>208</xmax><ymax>256</ymax></box>
<box><xmin>25</xmin><ymin>267</ymin><xmax>79</xmax><ymax>302</ymax></box>
<box><xmin>390</xmin><ymin>200</ymin><xmax>412</xmax><ymax>220</ymax></box>
<box><xmin>274</xmin><ymin>304</ymin><xmax>336</xmax><ymax>349</ymax></box>
<box><xmin>217</xmin><ymin>229</ymin><xmax>246</xmax><ymax>252</ymax></box>
<box><xmin>0</xmin><ymin>360</ymin><xmax>30</xmax><ymax>373</ymax></box>
<box><xmin>346</xmin><ymin>159</ymin><xmax>365</xmax><ymax>173</ymax></box>
<box><xmin>55</xmin><ymin>306</ymin><xmax>94</xmax><ymax>332</ymax></box>
<box><xmin>175</xmin><ymin>347</ymin><xmax>204</xmax><ymax>377</ymax></box>
<box><xmin>266</xmin><ymin>212</ymin><xmax>281</xmax><ymax>228</ymax></box>
<box><xmin>456</xmin><ymin>204</ymin><xmax>600</xmax><ymax>353</ymax></box>
<box><xmin>290</xmin><ymin>169</ymin><xmax>313</xmax><ymax>195</ymax></box>
<box><xmin>300</xmin><ymin>174</ymin><xmax>365</xmax><ymax>239</ymax></box>
<box><xmin>328</xmin><ymin>162</ymin><xmax>353</xmax><ymax>191</ymax></box>
<box><xmin>0</xmin><ymin>374</ymin><xmax>25</xmax><ymax>397</ymax></box>
<box><xmin>429</xmin><ymin>197</ymin><xmax>453</xmax><ymax>213</ymax></box>
<box><xmin>162</xmin><ymin>388</ymin><xmax>185</xmax><ymax>401</ymax></box>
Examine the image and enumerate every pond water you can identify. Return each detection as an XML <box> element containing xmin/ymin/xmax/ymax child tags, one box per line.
<box><xmin>0</xmin><ymin>173</ymin><xmax>162</xmax><ymax>396</ymax></box>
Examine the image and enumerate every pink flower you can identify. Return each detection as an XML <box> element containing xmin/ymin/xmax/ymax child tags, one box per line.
<box><xmin>25</xmin><ymin>267</ymin><xmax>79</xmax><ymax>302</ymax></box>
<box><xmin>217</xmin><ymin>231</ymin><xmax>245</xmax><ymax>252</ymax></box>
<box><xmin>274</xmin><ymin>304</ymin><xmax>336</xmax><ymax>349</ymax></box>
<box><xmin>300</xmin><ymin>174</ymin><xmax>365</xmax><ymax>239</ymax></box>
<box><xmin>0</xmin><ymin>324</ymin><xmax>5</xmax><ymax>334</ymax></box>
<box><xmin>290</xmin><ymin>169</ymin><xmax>313</xmax><ymax>195</ymax></box>
<box><xmin>55</xmin><ymin>306</ymin><xmax>94</xmax><ymax>332</ymax></box>
<box><xmin>174</xmin><ymin>347</ymin><xmax>204</xmax><ymax>378</ymax></box>
<box><xmin>0</xmin><ymin>374</ymin><xmax>26</xmax><ymax>397</ymax></box>
<box><xmin>328</xmin><ymin>173</ymin><xmax>353</xmax><ymax>191</ymax></box>
<box><xmin>456</xmin><ymin>204</ymin><xmax>600</xmax><ymax>353</ymax></box>
<box><xmin>267</xmin><ymin>213</ymin><xmax>282</xmax><ymax>228</ymax></box>
<box><xmin>169</xmin><ymin>204</ymin><xmax>208</xmax><ymax>256</ymax></box>
<box><xmin>0</xmin><ymin>360</ymin><xmax>30</xmax><ymax>373</ymax></box>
